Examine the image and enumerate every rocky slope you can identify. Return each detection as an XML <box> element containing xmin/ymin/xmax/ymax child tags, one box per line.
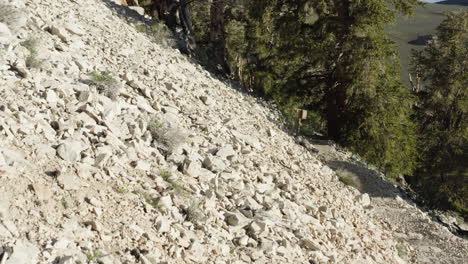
<box><xmin>0</xmin><ymin>0</ymin><xmax>466</xmax><ymax>263</ymax></box>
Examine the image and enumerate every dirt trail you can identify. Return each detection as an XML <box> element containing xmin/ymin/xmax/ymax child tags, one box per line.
<box><xmin>306</xmin><ymin>139</ymin><xmax>468</xmax><ymax>264</ymax></box>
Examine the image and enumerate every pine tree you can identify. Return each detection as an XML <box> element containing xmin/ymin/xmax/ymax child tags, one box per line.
<box><xmin>411</xmin><ymin>11</ymin><xmax>468</xmax><ymax>215</ymax></box>
<box><xmin>242</xmin><ymin>0</ymin><xmax>421</xmax><ymax>176</ymax></box>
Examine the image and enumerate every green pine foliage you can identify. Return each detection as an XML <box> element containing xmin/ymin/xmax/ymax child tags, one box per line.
<box><xmin>410</xmin><ymin>11</ymin><xmax>468</xmax><ymax>217</ymax></box>
<box><xmin>238</xmin><ymin>0</ymin><xmax>421</xmax><ymax>177</ymax></box>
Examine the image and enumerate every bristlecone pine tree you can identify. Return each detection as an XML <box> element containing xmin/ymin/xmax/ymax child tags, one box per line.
<box><xmin>411</xmin><ymin>11</ymin><xmax>468</xmax><ymax>216</ymax></box>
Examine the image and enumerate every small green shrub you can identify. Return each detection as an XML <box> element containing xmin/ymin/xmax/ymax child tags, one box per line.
<box><xmin>159</xmin><ymin>169</ymin><xmax>172</xmax><ymax>182</ymax></box>
<box><xmin>171</xmin><ymin>181</ymin><xmax>190</xmax><ymax>197</ymax></box>
<box><xmin>147</xmin><ymin>118</ymin><xmax>163</xmax><ymax>134</ymax></box>
<box><xmin>61</xmin><ymin>197</ymin><xmax>69</xmax><ymax>209</ymax></box>
<box><xmin>336</xmin><ymin>169</ymin><xmax>363</xmax><ymax>191</ymax></box>
<box><xmin>21</xmin><ymin>38</ymin><xmax>42</xmax><ymax>69</ymax></box>
<box><xmin>144</xmin><ymin>194</ymin><xmax>160</xmax><ymax>209</ymax></box>
<box><xmin>148</xmin><ymin>118</ymin><xmax>187</xmax><ymax>153</ymax></box>
<box><xmin>338</xmin><ymin>175</ymin><xmax>359</xmax><ymax>189</ymax></box>
<box><xmin>184</xmin><ymin>201</ymin><xmax>204</xmax><ymax>223</ymax></box>
<box><xmin>135</xmin><ymin>25</ymin><xmax>147</xmax><ymax>32</ymax></box>
<box><xmin>133</xmin><ymin>190</ymin><xmax>161</xmax><ymax>210</ymax></box>
<box><xmin>88</xmin><ymin>71</ymin><xmax>121</xmax><ymax>100</ymax></box>
<box><xmin>114</xmin><ymin>186</ymin><xmax>128</xmax><ymax>194</ymax></box>
<box><xmin>86</xmin><ymin>251</ymin><xmax>101</xmax><ymax>261</ymax></box>
<box><xmin>158</xmin><ymin>169</ymin><xmax>190</xmax><ymax>197</ymax></box>
<box><xmin>89</xmin><ymin>71</ymin><xmax>115</xmax><ymax>83</ymax></box>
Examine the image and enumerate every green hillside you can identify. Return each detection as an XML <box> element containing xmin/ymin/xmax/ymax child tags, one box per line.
<box><xmin>389</xmin><ymin>1</ymin><xmax>467</xmax><ymax>86</ymax></box>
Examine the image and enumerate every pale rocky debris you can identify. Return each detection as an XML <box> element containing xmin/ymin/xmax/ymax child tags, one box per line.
<box><xmin>0</xmin><ymin>0</ymin><xmax>466</xmax><ymax>263</ymax></box>
<box><xmin>4</xmin><ymin>240</ymin><xmax>39</xmax><ymax>264</ymax></box>
<box><xmin>356</xmin><ymin>193</ymin><xmax>372</xmax><ymax>208</ymax></box>
<box><xmin>0</xmin><ymin>22</ymin><xmax>12</xmax><ymax>45</ymax></box>
<box><xmin>0</xmin><ymin>4</ymin><xmax>28</xmax><ymax>33</ymax></box>
<box><xmin>49</xmin><ymin>26</ymin><xmax>71</xmax><ymax>43</ymax></box>
<box><xmin>56</xmin><ymin>141</ymin><xmax>83</xmax><ymax>162</ymax></box>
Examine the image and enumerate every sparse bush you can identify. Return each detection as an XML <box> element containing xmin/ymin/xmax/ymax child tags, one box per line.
<box><xmin>143</xmin><ymin>193</ymin><xmax>160</xmax><ymax>209</ymax></box>
<box><xmin>159</xmin><ymin>169</ymin><xmax>172</xmax><ymax>182</ymax></box>
<box><xmin>338</xmin><ymin>175</ymin><xmax>356</xmax><ymax>187</ymax></box>
<box><xmin>114</xmin><ymin>186</ymin><xmax>128</xmax><ymax>194</ymax></box>
<box><xmin>184</xmin><ymin>201</ymin><xmax>204</xmax><ymax>223</ymax></box>
<box><xmin>159</xmin><ymin>169</ymin><xmax>190</xmax><ymax>197</ymax></box>
<box><xmin>60</xmin><ymin>197</ymin><xmax>69</xmax><ymax>209</ymax></box>
<box><xmin>148</xmin><ymin>118</ymin><xmax>187</xmax><ymax>153</ymax></box>
<box><xmin>21</xmin><ymin>38</ymin><xmax>42</xmax><ymax>69</ymax></box>
<box><xmin>135</xmin><ymin>25</ymin><xmax>146</xmax><ymax>32</ymax></box>
<box><xmin>88</xmin><ymin>71</ymin><xmax>121</xmax><ymax>100</ymax></box>
<box><xmin>85</xmin><ymin>251</ymin><xmax>101</xmax><ymax>261</ymax></box>
<box><xmin>133</xmin><ymin>190</ymin><xmax>161</xmax><ymax>210</ymax></box>
<box><xmin>89</xmin><ymin>71</ymin><xmax>114</xmax><ymax>83</ymax></box>
<box><xmin>337</xmin><ymin>170</ymin><xmax>361</xmax><ymax>190</ymax></box>
<box><xmin>170</xmin><ymin>180</ymin><xmax>190</xmax><ymax>197</ymax></box>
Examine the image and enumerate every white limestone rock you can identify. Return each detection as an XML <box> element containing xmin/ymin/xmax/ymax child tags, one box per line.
<box><xmin>5</xmin><ymin>240</ymin><xmax>39</xmax><ymax>264</ymax></box>
<box><xmin>49</xmin><ymin>25</ymin><xmax>71</xmax><ymax>42</ymax></box>
<box><xmin>128</xmin><ymin>6</ymin><xmax>145</xmax><ymax>16</ymax></box>
<box><xmin>56</xmin><ymin>141</ymin><xmax>84</xmax><ymax>162</ymax></box>
<box><xmin>57</xmin><ymin>173</ymin><xmax>82</xmax><ymax>191</ymax></box>
<box><xmin>203</xmin><ymin>155</ymin><xmax>227</xmax><ymax>173</ymax></box>
<box><xmin>216</xmin><ymin>144</ymin><xmax>236</xmax><ymax>160</ymax></box>
<box><xmin>0</xmin><ymin>22</ymin><xmax>12</xmax><ymax>44</ymax></box>
<box><xmin>32</xmin><ymin>183</ymin><xmax>53</xmax><ymax>201</ymax></box>
<box><xmin>156</xmin><ymin>216</ymin><xmax>171</xmax><ymax>233</ymax></box>
<box><xmin>199</xmin><ymin>95</ymin><xmax>213</xmax><ymax>106</ymax></box>
<box><xmin>65</xmin><ymin>23</ymin><xmax>85</xmax><ymax>36</ymax></box>
<box><xmin>355</xmin><ymin>193</ymin><xmax>371</xmax><ymax>208</ymax></box>
<box><xmin>225</xmin><ymin>211</ymin><xmax>251</xmax><ymax>227</ymax></box>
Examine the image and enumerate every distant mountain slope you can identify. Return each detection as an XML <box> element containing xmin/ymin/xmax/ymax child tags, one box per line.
<box><xmin>437</xmin><ymin>0</ymin><xmax>468</xmax><ymax>6</ymax></box>
<box><xmin>389</xmin><ymin>2</ymin><xmax>467</xmax><ymax>86</ymax></box>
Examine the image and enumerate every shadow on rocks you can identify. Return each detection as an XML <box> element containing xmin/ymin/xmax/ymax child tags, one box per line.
<box><xmin>326</xmin><ymin>159</ymin><xmax>404</xmax><ymax>199</ymax></box>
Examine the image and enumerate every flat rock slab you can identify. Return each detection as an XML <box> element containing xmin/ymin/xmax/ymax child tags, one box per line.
<box><xmin>5</xmin><ymin>240</ymin><xmax>39</xmax><ymax>264</ymax></box>
<box><xmin>56</xmin><ymin>141</ymin><xmax>83</xmax><ymax>162</ymax></box>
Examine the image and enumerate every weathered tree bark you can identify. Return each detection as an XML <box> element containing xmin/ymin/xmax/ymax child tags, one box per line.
<box><xmin>127</xmin><ymin>0</ymin><xmax>139</xmax><ymax>6</ymax></box>
<box><xmin>209</xmin><ymin>0</ymin><xmax>230</xmax><ymax>74</ymax></box>
<box><xmin>148</xmin><ymin>0</ymin><xmax>196</xmax><ymax>54</ymax></box>
<box><xmin>149</xmin><ymin>0</ymin><xmax>174</xmax><ymax>24</ymax></box>
<box><xmin>179</xmin><ymin>0</ymin><xmax>196</xmax><ymax>52</ymax></box>
<box><xmin>326</xmin><ymin>80</ymin><xmax>347</xmax><ymax>140</ymax></box>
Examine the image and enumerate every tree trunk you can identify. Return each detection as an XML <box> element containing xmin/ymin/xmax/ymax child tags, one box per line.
<box><xmin>326</xmin><ymin>0</ymin><xmax>352</xmax><ymax>140</ymax></box>
<box><xmin>210</xmin><ymin>0</ymin><xmax>230</xmax><ymax>74</ymax></box>
<box><xmin>179</xmin><ymin>0</ymin><xmax>196</xmax><ymax>52</ymax></box>
<box><xmin>326</xmin><ymin>81</ymin><xmax>347</xmax><ymax>140</ymax></box>
<box><xmin>166</xmin><ymin>0</ymin><xmax>179</xmax><ymax>31</ymax></box>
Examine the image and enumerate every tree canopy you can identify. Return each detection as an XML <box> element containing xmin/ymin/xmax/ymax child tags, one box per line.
<box><xmin>411</xmin><ymin>11</ymin><xmax>468</xmax><ymax>216</ymax></box>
